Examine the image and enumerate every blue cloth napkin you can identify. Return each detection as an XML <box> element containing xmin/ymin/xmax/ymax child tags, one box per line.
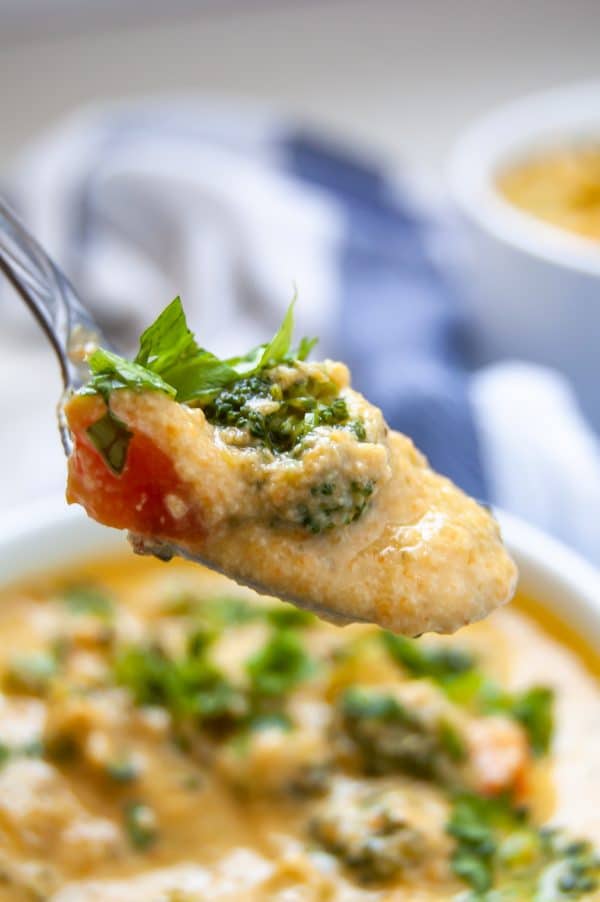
<box><xmin>284</xmin><ymin>133</ymin><xmax>488</xmax><ymax>500</ymax></box>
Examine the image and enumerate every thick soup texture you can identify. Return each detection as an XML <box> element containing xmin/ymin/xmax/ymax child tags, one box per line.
<box><xmin>66</xmin><ymin>358</ymin><xmax>516</xmax><ymax>636</ymax></box>
<box><xmin>0</xmin><ymin>555</ymin><xmax>598</xmax><ymax>901</ymax></box>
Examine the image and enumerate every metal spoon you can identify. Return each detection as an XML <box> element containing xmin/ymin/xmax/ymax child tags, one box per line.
<box><xmin>0</xmin><ymin>197</ymin><xmax>366</xmax><ymax>623</ymax></box>
<box><xmin>0</xmin><ymin>198</ymin><xmax>106</xmax><ymax>455</ymax></box>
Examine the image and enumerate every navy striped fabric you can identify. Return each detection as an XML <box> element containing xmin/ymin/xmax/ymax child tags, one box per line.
<box><xmin>284</xmin><ymin>132</ymin><xmax>488</xmax><ymax>500</ymax></box>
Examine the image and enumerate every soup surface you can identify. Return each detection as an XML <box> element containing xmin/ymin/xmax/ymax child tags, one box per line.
<box><xmin>0</xmin><ymin>553</ymin><xmax>598</xmax><ymax>901</ymax></box>
<box><xmin>498</xmin><ymin>145</ymin><xmax>600</xmax><ymax>242</ymax></box>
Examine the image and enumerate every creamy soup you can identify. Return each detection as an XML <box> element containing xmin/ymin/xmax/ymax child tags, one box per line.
<box><xmin>498</xmin><ymin>145</ymin><xmax>600</xmax><ymax>242</ymax></box>
<box><xmin>0</xmin><ymin>553</ymin><xmax>597</xmax><ymax>901</ymax></box>
<box><xmin>64</xmin><ymin>298</ymin><xmax>516</xmax><ymax>637</ymax></box>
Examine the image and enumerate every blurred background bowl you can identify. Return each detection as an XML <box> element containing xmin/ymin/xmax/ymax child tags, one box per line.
<box><xmin>449</xmin><ymin>81</ymin><xmax>600</xmax><ymax>429</ymax></box>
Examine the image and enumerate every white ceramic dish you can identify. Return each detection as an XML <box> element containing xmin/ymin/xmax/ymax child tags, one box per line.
<box><xmin>448</xmin><ymin>81</ymin><xmax>600</xmax><ymax>429</ymax></box>
<box><xmin>1</xmin><ymin>498</ymin><xmax>599</xmax><ymax>646</ymax></box>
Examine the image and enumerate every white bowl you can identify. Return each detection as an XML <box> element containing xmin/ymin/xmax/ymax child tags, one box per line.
<box><xmin>1</xmin><ymin>498</ymin><xmax>599</xmax><ymax>646</ymax></box>
<box><xmin>448</xmin><ymin>82</ymin><xmax>600</xmax><ymax>429</ymax></box>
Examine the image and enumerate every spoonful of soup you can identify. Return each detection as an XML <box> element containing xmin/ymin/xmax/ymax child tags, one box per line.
<box><xmin>0</xmin><ymin>198</ymin><xmax>516</xmax><ymax>635</ymax></box>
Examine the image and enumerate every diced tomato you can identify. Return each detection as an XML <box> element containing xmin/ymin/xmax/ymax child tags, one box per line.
<box><xmin>467</xmin><ymin>715</ymin><xmax>531</xmax><ymax>798</ymax></box>
<box><xmin>65</xmin><ymin>394</ymin><xmax>205</xmax><ymax>541</ymax></box>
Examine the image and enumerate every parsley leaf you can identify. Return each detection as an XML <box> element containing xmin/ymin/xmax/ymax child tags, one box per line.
<box><xmin>256</xmin><ymin>293</ymin><xmax>296</xmax><ymax>368</ymax></box>
<box><xmin>447</xmin><ymin>794</ymin><xmax>520</xmax><ymax>894</ymax></box>
<box><xmin>84</xmin><ymin>294</ymin><xmax>316</xmax><ymax>407</ymax></box>
<box><xmin>86</xmin><ymin>410</ymin><xmax>133</xmax><ymax>475</ymax></box>
<box><xmin>382</xmin><ymin>632</ymin><xmax>476</xmax><ymax>684</ymax></box>
<box><xmin>86</xmin><ymin>347</ymin><xmax>176</xmax><ymax>399</ymax></box>
<box><xmin>447</xmin><ymin>794</ymin><xmax>600</xmax><ymax>899</ymax></box>
<box><xmin>134</xmin><ymin>295</ymin><xmax>199</xmax><ymax>373</ymax></box>
<box><xmin>114</xmin><ymin>643</ymin><xmax>246</xmax><ymax>726</ymax></box>
<box><xmin>246</xmin><ymin>630</ymin><xmax>314</xmax><ymax>697</ymax></box>
<box><xmin>81</xmin><ymin>294</ymin><xmax>319</xmax><ymax>471</ymax></box>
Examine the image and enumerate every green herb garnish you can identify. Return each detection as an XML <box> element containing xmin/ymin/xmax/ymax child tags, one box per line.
<box><xmin>382</xmin><ymin>632</ymin><xmax>476</xmax><ymax>684</ymax></box>
<box><xmin>86</xmin><ymin>295</ymin><xmax>315</xmax><ymax>408</ymax></box>
<box><xmin>266</xmin><ymin>604</ymin><xmax>316</xmax><ymax>630</ymax></box>
<box><xmin>382</xmin><ymin>634</ymin><xmax>554</xmax><ymax>758</ymax></box>
<box><xmin>202</xmin><ymin>371</ymin><xmax>357</xmax><ymax>454</ymax></box>
<box><xmin>114</xmin><ymin>644</ymin><xmax>245</xmax><ymax>726</ymax></box>
<box><xmin>447</xmin><ymin>794</ymin><xmax>600</xmax><ymax>899</ymax></box>
<box><xmin>124</xmin><ymin>801</ymin><xmax>158</xmax><ymax>851</ymax></box>
<box><xmin>62</xmin><ymin>583</ymin><xmax>114</xmax><ymax>619</ymax></box>
<box><xmin>81</xmin><ymin>295</ymin><xmax>373</xmax><ymax>478</ymax></box>
<box><xmin>86</xmin><ymin>411</ymin><xmax>133</xmax><ymax>476</ymax></box>
<box><xmin>246</xmin><ymin>630</ymin><xmax>314</xmax><ymax>697</ymax></box>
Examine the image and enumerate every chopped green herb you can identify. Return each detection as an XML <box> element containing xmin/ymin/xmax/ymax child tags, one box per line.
<box><xmin>266</xmin><ymin>604</ymin><xmax>316</xmax><ymax>630</ymax></box>
<box><xmin>447</xmin><ymin>794</ymin><xmax>600</xmax><ymax>899</ymax></box>
<box><xmin>351</xmin><ymin>419</ymin><xmax>367</xmax><ymax>441</ymax></box>
<box><xmin>447</xmin><ymin>793</ymin><xmax>512</xmax><ymax>893</ymax></box>
<box><xmin>86</xmin><ymin>295</ymin><xmax>316</xmax><ymax>410</ymax></box>
<box><xmin>86</xmin><ymin>410</ymin><xmax>133</xmax><ymax>475</ymax></box>
<box><xmin>124</xmin><ymin>801</ymin><xmax>158</xmax><ymax>851</ymax></box>
<box><xmin>114</xmin><ymin>643</ymin><xmax>246</xmax><ymax>727</ymax></box>
<box><xmin>62</xmin><ymin>583</ymin><xmax>114</xmax><ymax>619</ymax></box>
<box><xmin>161</xmin><ymin>594</ymin><xmax>260</xmax><ymax>627</ymax></box>
<box><xmin>246</xmin><ymin>630</ymin><xmax>314</xmax><ymax>697</ymax></box>
<box><xmin>438</xmin><ymin>719</ymin><xmax>467</xmax><ymax>763</ymax></box>
<box><xmin>382</xmin><ymin>632</ymin><xmax>476</xmax><ymax>685</ymax></box>
<box><xmin>106</xmin><ymin>758</ymin><xmax>140</xmax><ymax>783</ymax></box>
<box><xmin>85</xmin><ymin>348</ymin><xmax>175</xmax><ymax>401</ymax></box>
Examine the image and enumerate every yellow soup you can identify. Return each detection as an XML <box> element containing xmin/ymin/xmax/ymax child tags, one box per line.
<box><xmin>0</xmin><ymin>553</ymin><xmax>598</xmax><ymax>901</ymax></box>
<box><xmin>498</xmin><ymin>145</ymin><xmax>600</xmax><ymax>242</ymax></box>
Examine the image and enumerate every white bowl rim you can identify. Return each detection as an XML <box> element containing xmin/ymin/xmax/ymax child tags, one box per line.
<box><xmin>0</xmin><ymin>496</ymin><xmax>599</xmax><ymax>643</ymax></box>
<box><xmin>448</xmin><ymin>80</ymin><xmax>600</xmax><ymax>279</ymax></box>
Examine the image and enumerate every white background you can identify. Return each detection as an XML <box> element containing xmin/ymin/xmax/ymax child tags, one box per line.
<box><xmin>1</xmin><ymin>0</ymin><xmax>599</xmax><ymax>174</ymax></box>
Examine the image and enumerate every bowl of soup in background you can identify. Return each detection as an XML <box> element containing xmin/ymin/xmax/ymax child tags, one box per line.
<box><xmin>0</xmin><ymin>497</ymin><xmax>600</xmax><ymax>898</ymax></box>
<box><xmin>448</xmin><ymin>82</ymin><xmax>600</xmax><ymax>431</ymax></box>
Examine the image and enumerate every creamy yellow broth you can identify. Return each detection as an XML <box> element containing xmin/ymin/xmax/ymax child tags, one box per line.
<box><xmin>0</xmin><ymin>554</ymin><xmax>597</xmax><ymax>901</ymax></box>
<box><xmin>498</xmin><ymin>145</ymin><xmax>600</xmax><ymax>242</ymax></box>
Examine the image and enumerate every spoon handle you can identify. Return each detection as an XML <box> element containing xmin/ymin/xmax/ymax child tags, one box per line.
<box><xmin>0</xmin><ymin>197</ymin><xmax>104</xmax><ymax>392</ymax></box>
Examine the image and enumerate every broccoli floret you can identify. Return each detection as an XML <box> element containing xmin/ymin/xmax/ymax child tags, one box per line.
<box><xmin>203</xmin><ymin>372</ymin><xmax>365</xmax><ymax>455</ymax></box>
<box><xmin>311</xmin><ymin>790</ymin><xmax>426</xmax><ymax>883</ymax></box>
<box><xmin>338</xmin><ymin>687</ymin><xmax>465</xmax><ymax>782</ymax></box>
